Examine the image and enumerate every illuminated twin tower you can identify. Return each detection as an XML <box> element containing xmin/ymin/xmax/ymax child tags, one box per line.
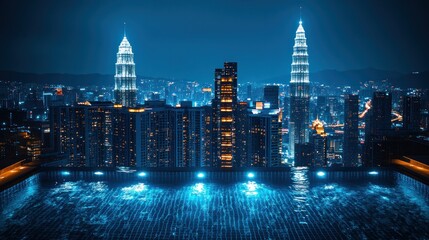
<box><xmin>114</xmin><ymin>28</ymin><xmax>137</xmax><ymax>107</ymax></box>
<box><xmin>111</xmin><ymin>20</ymin><xmax>310</xmax><ymax>162</ymax></box>
<box><xmin>289</xmin><ymin>19</ymin><xmax>310</xmax><ymax>159</ymax></box>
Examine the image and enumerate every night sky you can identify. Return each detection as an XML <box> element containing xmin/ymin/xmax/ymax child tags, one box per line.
<box><xmin>1</xmin><ymin>0</ymin><xmax>428</xmax><ymax>83</ymax></box>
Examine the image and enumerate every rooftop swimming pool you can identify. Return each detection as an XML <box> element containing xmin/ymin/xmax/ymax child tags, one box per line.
<box><xmin>1</xmin><ymin>168</ymin><xmax>428</xmax><ymax>239</ymax></box>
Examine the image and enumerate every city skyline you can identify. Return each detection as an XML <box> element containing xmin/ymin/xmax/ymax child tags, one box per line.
<box><xmin>1</xmin><ymin>0</ymin><xmax>428</xmax><ymax>83</ymax></box>
<box><xmin>1</xmin><ymin>2</ymin><xmax>428</xmax><ymax>239</ymax></box>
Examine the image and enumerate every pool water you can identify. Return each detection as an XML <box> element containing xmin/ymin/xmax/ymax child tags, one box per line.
<box><xmin>1</xmin><ymin>169</ymin><xmax>428</xmax><ymax>239</ymax></box>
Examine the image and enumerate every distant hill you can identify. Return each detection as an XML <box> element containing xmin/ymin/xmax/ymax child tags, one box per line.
<box><xmin>0</xmin><ymin>71</ymin><xmax>190</xmax><ymax>87</ymax></box>
<box><xmin>393</xmin><ymin>71</ymin><xmax>429</xmax><ymax>89</ymax></box>
<box><xmin>1</xmin><ymin>69</ymin><xmax>428</xmax><ymax>89</ymax></box>
<box><xmin>263</xmin><ymin>68</ymin><xmax>429</xmax><ymax>89</ymax></box>
<box><xmin>0</xmin><ymin>71</ymin><xmax>114</xmax><ymax>87</ymax></box>
<box><xmin>311</xmin><ymin>68</ymin><xmax>403</xmax><ymax>87</ymax></box>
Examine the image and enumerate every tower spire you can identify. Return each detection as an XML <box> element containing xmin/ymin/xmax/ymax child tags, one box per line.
<box><xmin>299</xmin><ymin>6</ymin><xmax>302</xmax><ymax>24</ymax></box>
<box><xmin>124</xmin><ymin>22</ymin><xmax>126</xmax><ymax>38</ymax></box>
<box><xmin>289</xmin><ymin>7</ymin><xmax>310</xmax><ymax>160</ymax></box>
<box><xmin>115</xmin><ymin>24</ymin><xmax>137</xmax><ymax>107</ymax></box>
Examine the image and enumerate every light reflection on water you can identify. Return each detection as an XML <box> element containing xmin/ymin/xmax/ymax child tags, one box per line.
<box><xmin>291</xmin><ymin>167</ymin><xmax>310</xmax><ymax>224</ymax></box>
<box><xmin>0</xmin><ymin>172</ymin><xmax>428</xmax><ymax>239</ymax></box>
<box><xmin>192</xmin><ymin>183</ymin><xmax>205</xmax><ymax>194</ymax></box>
<box><xmin>242</xmin><ymin>181</ymin><xmax>259</xmax><ymax>196</ymax></box>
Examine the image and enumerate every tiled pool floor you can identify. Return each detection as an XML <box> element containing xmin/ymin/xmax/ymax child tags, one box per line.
<box><xmin>1</xmin><ymin>170</ymin><xmax>428</xmax><ymax>239</ymax></box>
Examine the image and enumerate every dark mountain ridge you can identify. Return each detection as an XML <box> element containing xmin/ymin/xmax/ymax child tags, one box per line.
<box><xmin>1</xmin><ymin>68</ymin><xmax>428</xmax><ymax>89</ymax></box>
<box><xmin>264</xmin><ymin>68</ymin><xmax>429</xmax><ymax>89</ymax></box>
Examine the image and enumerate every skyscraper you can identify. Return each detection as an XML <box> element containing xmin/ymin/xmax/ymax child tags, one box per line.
<box><xmin>235</xmin><ymin>102</ymin><xmax>249</xmax><ymax>167</ymax></box>
<box><xmin>50</xmin><ymin>102</ymin><xmax>114</xmax><ymax>167</ymax></box>
<box><xmin>178</xmin><ymin>102</ymin><xmax>206</xmax><ymax>167</ymax></box>
<box><xmin>263</xmin><ymin>85</ymin><xmax>280</xmax><ymax>109</ymax></box>
<box><xmin>343</xmin><ymin>94</ymin><xmax>359</xmax><ymax>166</ymax></box>
<box><xmin>112</xmin><ymin>106</ymin><xmax>141</xmax><ymax>167</ymax></box>
<box><xmin>310</xmin><ymin>118</ymin><xmax>327</xmax><ymax>167</ymax></box>
<box><xmin>363</xmin><ymin>92</ymin><xmax>392</xmax><ymax>166</ymax></box>
<box><xmin>212</xmin><ymin>62</ymin><xmax>238</xmax><ymax>167</ymax></box>
<box><xmin>403</xmin><ymin>95</ymin><xmax>421</xmax><ymax>132</ymax></box>
<box><xmin>316</xmin><ymin>96</ymin><xmax>328</xmax><ymax>123</ymax></box>
<box><xmin>114</xmin><ymin>28</ymin><xmax>137</xmax><ymax>107</ymax></box>
<box><xmin>294</xmin><ymin>143</ymin><xmax>314</xmax><ymax>167</ymax></box>
<box><xmin>369</xmin><ymin>92</ymin><xmax>392</xmax><ymax>135</ymax></box>
<box><xmin>248</xmin><ymin>109</ymin><xmax>282</xmax><ymax>167</ymax></box>
<box><xmin>289</xmin><ymin>19</ymin><xmax>310</xmax><ymax>161</ymax></box>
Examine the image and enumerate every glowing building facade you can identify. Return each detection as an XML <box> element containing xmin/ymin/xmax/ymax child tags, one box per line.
<box><xmin>289</xmin><ymin>20</ymin><xmax>310</xmax><ymax>160</ymax></box>
<box><xmin>310</xmin><ymin>117</ymin><xmax>327</xmax><ymax>167</ymax></box>
<box><xmin>114</xmin><ymin>32</ymin><xmax>137</xmax><ymax>107</ymax></box>
<box><xmin>212</xmin><ymin>62</ymin><xmax>238</xmax><ymax>167</ymax></box>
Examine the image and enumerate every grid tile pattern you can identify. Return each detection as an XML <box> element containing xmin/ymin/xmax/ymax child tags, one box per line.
<box><xmin>1</xmin><ymin>172</ymin><xmax>428</xmax><ymax>239</ymax></box>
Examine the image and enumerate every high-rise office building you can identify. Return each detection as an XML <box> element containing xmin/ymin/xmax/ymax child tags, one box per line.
<box><xmin>326</xmin><ymin>133</ymin><xmax>343</xmax><ymax>165</ymax></box>
<box><xmin>343</xmin><ymin>94</ymin><xmax>359</xmax><ymax>166</ymax></box>
<box><xmin>248</xmin><ymin>109</ymin><xmax>282</xmax><ymax>167</ymax></box>
<box><xmin>289</xmin><ymin>19</ymin><xmax>310</xmax><ymax>160</ymax></box>
<box><xmin>326</xmin><ymin>96</ymin><xmax>341</xmax><ymax>124</ymax></box>
<box><xmin>202</xmin><ymin>106</ymin><xmax>213</xmax><ymax>167</ymax></box>
<box><xmin>64</xmin><ymin>106</ymin><xmax>87</xmax><ymax>166</ymax></box>
<box><xmin>310</xmin><ymin>118</ymin><xmax>327</xmax><ymax>167</ymax></box>
<box><xmin>178</xmin><ymin>102</ymin><xmax>206</xmax><ymax>167</ymax></box>
<box><xmin>369</xmin><ymin>92</ymin><xmax>392</xmax><ymax>134</ymax></box>
<box><xmin>364</xmin><ymin>92</ymin><xmax>392</xmax><ymax>166</ymax></box>
<box><xmin>246</xmin><ymin>84</ymin><xmax>252</xmax><ymax>101</ymax></box>
<box><xmin>316</xmin><ymin>96</ymin><xmax>328</xmax><ymax>123</ymax></box>
<box><xmin>170</xmin><ymin>107</ymin><xmax>185</xmax><ymax>167</ymax></box>
<box><xmin>294</xmin><ymin>143</ymin><xmax>314</xmax><ymax>167</ymax></box>
<box><xmin>50</xmin><ymin>102</ymin><xmax>114</xmax><ymax>167</ymax></box>
<box><xmin>263</xmin><ymin>85</ymin><xmax>280</xmax><ymax>109</ymax></box>
<box><xmin>235</xmin><ymin>102</ymin><xmax>249</xmax><ymax>167</ymax></box>
<box><xmin>212</xmin><ymin>62</ymin><xmax>238</xmax><ymax>167</ymax></box>
<box><xmin>87</xmin><ymin>102</ymin><xmax>113</xmax><ymax>167</ymax></box>
<box><xmin>402</xmin><ymin>95</ymin><xmax>421</xmax><ymax>132</ymax></box>
<box><xmin>114</xmin><ymin>29</ymin><xmax>137</xmax><ymax>107</ymax></box>
<box><xmin>112</xmin><ymin>106</ymin><xmax>141</xmax><ymax>167</ymax></box>
<box><xmin>141</xmin><ymin>101</ymin><xmax>174</xmax><ymax>167</ymax></box>
<box><xmin>51</xmin><ymin>99</ymin><xmax>211</xmax><ymax>168</ymax></box>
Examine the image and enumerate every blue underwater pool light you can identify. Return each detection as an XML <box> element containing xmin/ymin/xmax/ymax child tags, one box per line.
<box><xmin>197</xmin><ymin>172</ymin><xmax>205</xmax><ymax>179</ymax></box>
<box><xmin>138</xmin><ymin>172</ymin><xmax>147</xmax><ymax>177</ymax></box>
<box><xmin>316</xmin><ymin>171</ymin><xmax>326</xmax><ymax>177</ymax></box>
<box><xmin>94</xmin><ymin>171</ymin><xmax>104</xmax><ymax>176</ymax></box>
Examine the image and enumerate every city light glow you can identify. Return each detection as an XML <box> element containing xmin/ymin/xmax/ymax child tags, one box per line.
<box><xmin>192</xmin><ymin>183</ymin><xmax>205</xmax><ymax>194</ymax></box>
<box><xmin>197</xmin><ymin>172</ymin><xmax>205</xmax><ymax>179</ymax></box>
<box><xmin>122</xmin><ymin>183</ymin><xmax>146</xmax><ymax>193</ymax></box>
<box><xmin>244</xmin><ymin>181</ymin><xmax>258</xmax><ymax>196</ymax></box>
